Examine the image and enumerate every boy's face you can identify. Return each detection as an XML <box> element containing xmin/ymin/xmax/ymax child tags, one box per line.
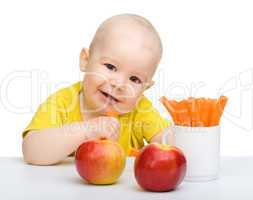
<box><xmin>80</xmin><ymin>25</ymin><xmax>161</xmax><ymax>115</ymax></box>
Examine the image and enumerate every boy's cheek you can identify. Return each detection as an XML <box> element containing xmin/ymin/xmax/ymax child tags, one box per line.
<box><xmin>123</xmin><ymin>96</ymin><xmax>141</xmax><ymax>110</ymax></box>
<box><xmin>83</xmin><ymin>73</ymin><xmax>105</xmax><ymax>89</ymax></box>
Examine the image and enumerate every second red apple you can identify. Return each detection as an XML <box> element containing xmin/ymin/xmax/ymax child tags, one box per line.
<box><xmin>134</xmin><ymin>143</ymin><xmax>187</xmax><ymax>192</ymax></box>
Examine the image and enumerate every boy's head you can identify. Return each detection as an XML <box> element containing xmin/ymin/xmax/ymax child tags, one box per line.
<box><xmin>80</xmin><ymin>14</ymin><xmax>163</xmax><ymax>115</ymax></box>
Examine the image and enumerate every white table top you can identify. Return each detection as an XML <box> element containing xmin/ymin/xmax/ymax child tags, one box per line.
<box><xmin>0</xmin><ymin>157</ymin><xmax>252</xmax><ymax>200</ymax></box>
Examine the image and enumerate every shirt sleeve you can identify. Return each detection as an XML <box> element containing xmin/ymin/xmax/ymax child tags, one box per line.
<box><xmin>22</xmin><ymin>94</ymin><xmax>65</xmax><ymax>138</ymax></box>
<box><xmin>133</xmin><ymin>96</ymin><xmax>171</xmax><ymax>143</ymax></box>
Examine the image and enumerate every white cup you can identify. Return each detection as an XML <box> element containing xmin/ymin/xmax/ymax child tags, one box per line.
<box><xmin>163</xmin><ymin>125</ymin><xmax>221</xmax><ymax>182</ymax></box>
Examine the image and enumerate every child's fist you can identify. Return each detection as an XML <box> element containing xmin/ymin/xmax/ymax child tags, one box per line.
<box><xmin>84</xmin><ymin>116</ymin><xmax>120</xmax><ymax>141</ymax></box>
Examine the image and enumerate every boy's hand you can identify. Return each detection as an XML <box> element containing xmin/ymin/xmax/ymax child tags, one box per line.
<box><xmin>84</xmin><ymin>116</ymin><xmax>120</xmax><ymax>141</ymax></box>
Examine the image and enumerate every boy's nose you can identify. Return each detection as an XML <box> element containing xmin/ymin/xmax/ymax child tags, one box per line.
<box><xmin>109</xmin><ymin>76</ymin><xmax>127</xmax><ymax>91</ymax></box>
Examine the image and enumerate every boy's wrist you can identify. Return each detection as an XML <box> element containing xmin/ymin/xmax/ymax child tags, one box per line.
<box><xmin>62</xmin><ymin>121</ymin><xmax>90</xmax><ymax>141</ymax></box>
<box><xmin>81</xmin><ymin>121</ymin><xmax>94</xmax><ymax>141</ymax></box>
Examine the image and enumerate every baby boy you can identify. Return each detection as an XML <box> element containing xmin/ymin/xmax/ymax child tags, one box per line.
<box><xmin>22</xmin><ymin>14</ymin><xmax>172</xmax><ymax>165</ymax></box>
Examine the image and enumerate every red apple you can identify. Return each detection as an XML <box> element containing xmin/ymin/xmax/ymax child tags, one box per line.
<box><xmin>134</xmin><ymin>143</ymin><xmax>186</xmax><ymax>192</ymax></box>
<box><xmin>75</xmin><ymin>139</ymin><xmax>126</xmax><ymax>185</ymax></box>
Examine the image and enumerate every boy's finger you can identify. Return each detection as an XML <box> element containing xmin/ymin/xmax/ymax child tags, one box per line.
<box><xmin>110</xmin><ymin>120</ymin><xmax>120</xmax><ymax>131</ymax></box>
<box><xmin>112</xmin><ymin>132</ymin><xmax>119</xmax><ymax>141</ymax></box>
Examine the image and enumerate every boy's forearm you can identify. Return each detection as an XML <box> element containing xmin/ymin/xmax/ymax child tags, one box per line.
<box><xmin>150</xmin><ymin>126</ymin><xmax>174</xmax><ymax>144</ymax></box>
<box><xmin>22</xmin><ymin>122</ymin><xmax>87</xmax><ymax>166</ymax></box>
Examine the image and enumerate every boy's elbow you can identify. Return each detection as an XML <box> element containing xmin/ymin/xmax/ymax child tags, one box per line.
<box><xmin>22</xmin><ymin>150</ymin><xmax>60</xmax><ymax>166</ymax></box>
<box><xmin>23</xmin><ymin>157</ymin><xmax>58</xmax><ymax>166</ymax></box>
<box><xmin>22</xmin><ymin>132</ymin><xmax>60</xmax><ymax>166</ymax></box>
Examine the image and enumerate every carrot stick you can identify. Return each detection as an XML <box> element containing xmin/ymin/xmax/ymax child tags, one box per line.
<box><xmin>195</xmin><ymin>98</ymin><xmax>204</xmax><ymax>126</ymax></box>
<box><xmin>196</xmin><ymin>97</ymin><xmax>205</xmax><ymax>126</ymax></box>
<box><xmin>219</xmin><ymin>96</ymin><xmax>228</xmax><ymax>112</ymax></box>
<box><xmin>208</xmin><ymin>98</ymin><xmax>217</xmax><ymax>126</ymax></box>
<box><xmin>169</xmin><ymin>100</ymin><xmax>180</xmax><ymax>125</ymax></box>
<box><xmin>177</xmin><ymin>99</ymin><xmax>191</xmax><ymax>126</ymax></box>
<box><xmin>207</xmin><ymin>98</ymin><xmax>214</xmax><ymax>127</ymax></box>
<box><xmin>186</xmin><ymin>97</ymin><xmax>192</xmax><ymax>126</ymax></box>
<box><xmin>198</xmin><ymin>97</ymin><xmax>209</xmax><ymax>126</ymax></box>
<box><xmin>160</xmin><ymin>96</ymin><xmax>179</xmax><ymax>125</ymax></box>
<box><xmin>217</xmin><ymin>95</ymin><xmax>228</xmax><ymax>124</ymax></box>
<box><xmin>188</xmin><ymin>97</ymin><xmax>199</xmax><ymax>127</ymax></box>
<box><xmin>208</xmin><ymin>96</ymin><xmax>228</xmax><ymax>126</ymax></box>
<box><xmin>193</xmin><ymin>98</ymin><xmax>198</xmax><ymax>127</ymax></box>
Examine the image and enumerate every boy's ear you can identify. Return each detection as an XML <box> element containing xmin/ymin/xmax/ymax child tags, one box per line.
<box><xmin>144</xmin><ymin>80</ymin><xmax>155</xmax><ymax>90</ymax></box>
<box><xmin>79</xmin><ymin>48</ymin><xmax>89</xmax><ymax>72</ymax></box>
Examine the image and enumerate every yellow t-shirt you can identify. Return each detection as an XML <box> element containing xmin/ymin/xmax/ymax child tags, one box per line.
<box><xmin>22</xmin><ymin>82</ymin><xmax>171</xmax><ymax>155</ymax></box>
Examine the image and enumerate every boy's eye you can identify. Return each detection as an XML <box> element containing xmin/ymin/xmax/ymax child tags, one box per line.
<box><xmin>130</xmin><ymin>76</ymin><xmax>142</xmax><ymax>84</ymax></box>
<box><xmin>104</xmin><ymin>63</ymin><xmax>117</xmax><ymax>72</ymax></box>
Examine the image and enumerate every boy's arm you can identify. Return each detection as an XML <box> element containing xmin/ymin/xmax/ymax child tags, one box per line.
<box><xmin>150</xmin><ymin>126</ymin><xmax>174</xmax><ymax>145</ymax></box>
<box><xmin>22</xmin><ymin>117</ymin><xmax>120</xmax><ymax>166</ymax></box>
<box><xmin>22</xmin><ymin>122</ymin><xmax>87</xmax><ymax>166</ymax></box>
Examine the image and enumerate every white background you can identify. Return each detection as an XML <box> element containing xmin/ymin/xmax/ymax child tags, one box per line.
<box><xmin>0</xmin><ymin>0</ymin><xmax>252</xmax><ymax>157</ymax></box>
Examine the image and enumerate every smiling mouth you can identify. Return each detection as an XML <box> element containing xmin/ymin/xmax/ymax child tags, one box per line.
<box><xmin>99</xmin><ymin>90</ymin><xmax>120</xmax><ymax>103</ymax></box>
